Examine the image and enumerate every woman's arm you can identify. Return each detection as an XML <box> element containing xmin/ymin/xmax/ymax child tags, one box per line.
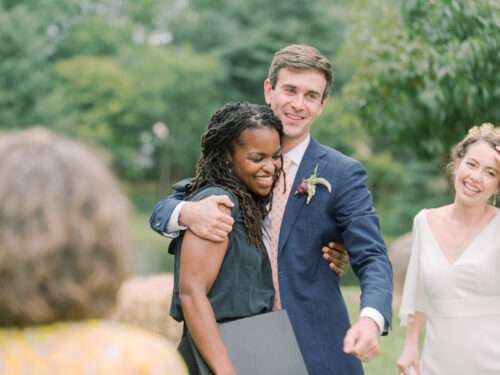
<box><xmin>179</xmin><ymin>206</ymin><xmax>236</xmax><ymax>375</ymax></box>
<box><xmin>397</xmin><ymin>311</ymin><xmax>426</xmax><ymax>375</ymax></box>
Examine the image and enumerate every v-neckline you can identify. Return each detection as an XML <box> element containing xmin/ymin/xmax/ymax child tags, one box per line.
<box><xmin>422</xmin><ymin>209</ymin><xmax>499</xmax><ymax>267</ymax></box>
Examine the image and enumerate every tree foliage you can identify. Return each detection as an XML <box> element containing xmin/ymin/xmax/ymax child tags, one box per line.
<box><xmin>170</xmin><ymin>0</ymin><xmax>347</xmax><ymax>103</ymax></box>
<box><xmin>0</xmin><ymin>1</ymin><xmax>223</xmax><ymax>180</ymax></box>
<box><xmin>344</xmin><ymin>0</ymin><xmax>500</xmax><ymax>162</ymax></box>
<box><xmin>0</xmin><ymin>4</ymin><xmax>53</xmax><ymax>127</ymax></box>
<box><xmin>44</xmin><ymin>56</ymin><xmax>141</xmax><ymax>175</ymax></box>
<box><xmin>55</xmin><ymin>16</ymin><xmax>133</xmax><ymax>59</ymax></box>
<box><xmin>117</xmin><ymin>46</ymin><xmax>223</xmax><ymax>179</ymax></box>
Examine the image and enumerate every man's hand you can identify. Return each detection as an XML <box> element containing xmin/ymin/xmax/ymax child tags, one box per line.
<box><xmin>321</xmin><ymin>242</ymin><xmax>349</xmax><ymax>274</ymax></box>
<box><xmin>343</xmin><ymin>317</ymin><xmax>380</xmax><ymax>362</ymax></box>
<box><xmin>179</xmin><ymin>196</ymin><xmax>234</xmax><ymax>242</ymax></box>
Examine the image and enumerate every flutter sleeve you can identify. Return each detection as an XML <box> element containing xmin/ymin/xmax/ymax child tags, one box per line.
<box><xmin>399</xmin><ymin>211</ymin><xmax>428</xmax><ymax>326</ymax></box>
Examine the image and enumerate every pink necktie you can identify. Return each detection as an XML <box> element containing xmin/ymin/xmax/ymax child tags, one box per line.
<box><xmin>270</xmin><ymin>156</ymin><xmax>293</xmax><ymax>310</ymax></box>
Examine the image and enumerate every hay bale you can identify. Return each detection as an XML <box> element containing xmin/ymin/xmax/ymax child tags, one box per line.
<box><xmin>110</xmin><ymin>273</ymin><xmax>183</xmax><ymax>345</ymax></box>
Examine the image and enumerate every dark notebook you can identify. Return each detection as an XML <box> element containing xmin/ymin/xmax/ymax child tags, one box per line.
<box><xmin>189</xmin><ymin>310</ymin><xmax>309</xmax><ymax>375</ymax></box>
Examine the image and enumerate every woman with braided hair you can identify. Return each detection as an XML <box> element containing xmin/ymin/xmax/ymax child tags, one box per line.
<box><xmin>169</xmin><ymin>102</ymin><xmax>283</xmax><ymax>375</ymax></box>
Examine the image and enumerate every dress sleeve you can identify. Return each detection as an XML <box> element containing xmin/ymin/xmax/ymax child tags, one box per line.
<box><xmin>399</xmin><ymin>211</ymin><xmax>428</xmax><ymax>326</ymax></box>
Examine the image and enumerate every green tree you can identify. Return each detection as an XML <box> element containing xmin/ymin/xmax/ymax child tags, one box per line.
<box><xmin>44</xmin><ymin>56</ymin><xmax>142</xmax><ymax>177</ymax></box>
<box><xmin>170</xmin><ymin>0</ymin><xmax>347</xmax><ymax>103</ymax></box>
<box><xmin>344</xmin><ymin>0</ymin><xmax>500</xmax><ymax>161</ymax></box>
<box><xmin>118</xmin><ymin>46</ymin><xmax>224</xmax><ymax>180</ymax></box>
<box><xmin>0</xmin><ymin>4</ymin><xmax>53</xmax><ymax>128</ymax></box>
<box><xmin>55</xmin><ymin>16</ymin><xmax>133</xmax><ymax>59</ymax></box>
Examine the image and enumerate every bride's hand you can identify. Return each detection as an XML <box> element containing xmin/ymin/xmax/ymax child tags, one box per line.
<box><xmin>396</xmin><ymin>345</ymin><xmax>421</xmax><ymax>375</ymax></box>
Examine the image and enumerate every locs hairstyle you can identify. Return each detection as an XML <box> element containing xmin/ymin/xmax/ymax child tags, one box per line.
<box><xmin>188</xmin><ymin>102</ymin><xmax>283</xmax><ymax>251</ymax></box>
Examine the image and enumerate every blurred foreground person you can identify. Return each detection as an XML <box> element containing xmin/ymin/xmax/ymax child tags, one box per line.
<box><xmin>397</xmin><ymin>123</ymin><xmax>500</xmax><ymax>375</ymax></box>
<box><xmin>0</xmin><ymin>128</ymin><xmax>186</xmax><ymax>375</ymax></box>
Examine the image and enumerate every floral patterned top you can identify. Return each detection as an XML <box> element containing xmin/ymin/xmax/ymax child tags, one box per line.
<box><xmin>0</xmin><ymin>320</ymin><xmax>187</xmax><ymax>374</ymax></box>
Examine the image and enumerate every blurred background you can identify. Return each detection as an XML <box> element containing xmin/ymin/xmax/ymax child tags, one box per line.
<box><xmin>1</xmin><ymin>0</ymin><xmax>498</xmax><ymax>371</ymax></box>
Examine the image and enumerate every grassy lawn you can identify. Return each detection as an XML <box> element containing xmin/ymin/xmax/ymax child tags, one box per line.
<box><xmin>342</xmin><ymin>286</ymin><xmax>405</xmax><ymax>375</ymax></box>
<box><xmin>129</xmin><ymin>210</ymin><xmax>174</xmax><ymax>275</ymax></box>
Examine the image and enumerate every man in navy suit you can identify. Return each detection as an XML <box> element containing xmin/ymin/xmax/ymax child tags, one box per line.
<box><xmin>151</xmin><ymin>44</ymin><xmax>393</xmax><ymax>375</ymax></box>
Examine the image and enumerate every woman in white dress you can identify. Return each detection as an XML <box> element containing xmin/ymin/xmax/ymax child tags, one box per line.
<box><xmin>397</xmin><ymin>123</ymin><xmax>500</xmax><ymax>375</ymax></box>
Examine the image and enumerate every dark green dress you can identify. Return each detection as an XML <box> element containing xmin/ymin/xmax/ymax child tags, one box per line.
<box><xmin>169</xmin><ymin>186</ymin><xmax>274</xmax><ymax>374</ymax></box>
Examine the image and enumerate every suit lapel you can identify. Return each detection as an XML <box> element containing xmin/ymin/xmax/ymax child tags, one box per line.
<box><xmin>278</xmin><ymin>138</ymin><xmax>327</xmax><ymax>254</ymax></box>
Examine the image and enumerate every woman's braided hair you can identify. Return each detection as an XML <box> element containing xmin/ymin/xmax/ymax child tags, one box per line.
<box><xmin>188</xmin><ymin>102</ymin><xmax>283</xmax><ymax>252</ymax></box>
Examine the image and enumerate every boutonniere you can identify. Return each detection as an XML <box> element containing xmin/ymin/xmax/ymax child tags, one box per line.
<box><xmin>295</xmin><ymin>164</ymin><xmax>332</xmax><ymax>204</ymax></box>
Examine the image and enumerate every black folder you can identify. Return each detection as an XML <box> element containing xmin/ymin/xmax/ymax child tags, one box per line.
<box><xmin>190</xmin><ymin>310</ymin><xmax>309</xmax><ymax>375</ymax></box>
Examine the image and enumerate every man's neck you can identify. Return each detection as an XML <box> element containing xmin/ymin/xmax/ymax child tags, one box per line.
<box><xmin>282</xmin><ymin>135</ymin><xmax>310</xmax><ymax>153</ymax></box>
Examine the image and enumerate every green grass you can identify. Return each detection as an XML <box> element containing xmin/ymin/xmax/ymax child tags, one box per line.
<box><xmin>342</xmin><ymin>286</ymin><xmax>405</xmax><ymax>375</ymax></box>
<box><xmin>129</xmin><ymin>210</ymin><xmax>174</xmax><ymax>275</ymax></box>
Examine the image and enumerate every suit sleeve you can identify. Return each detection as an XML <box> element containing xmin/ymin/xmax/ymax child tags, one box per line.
<box><xmin>333</xmin><ymin>160</ymin><xmax>393</xmax><ymax>332</ymax></box>
<box><xmin>149</xmin><ymin>179</ymin><xmax>191</xmax><ymax>236</ymax></box>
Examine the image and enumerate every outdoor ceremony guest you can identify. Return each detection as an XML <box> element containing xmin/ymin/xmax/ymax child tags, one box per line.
<box><xmin>397</xmin><ymin>123</ymin><xmax>500</xmax><ymax>375</ymax></box>
<box><xmin>151</xmin><ymin>44</ymin><xmax>393</xmax><ymax>374</ymax></box>
<box><xmin>0</xmin><ymin>128</ymin><xmax>187</xmax><ymax>375</ymax></box>
<box><xmin>168</xmin><ymin>102</ymin><xmax>282</xmax><ymax>375</ymax></box>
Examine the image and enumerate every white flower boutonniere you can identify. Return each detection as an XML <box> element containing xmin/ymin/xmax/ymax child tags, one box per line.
<box><xmin>295</xmin><ymin>164</ymin><xmax>332</xmax><ymax>204</ymax></box>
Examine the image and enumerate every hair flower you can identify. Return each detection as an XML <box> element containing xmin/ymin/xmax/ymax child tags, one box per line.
<box><xmin>295</xmin><ymin>164</ymin><xmax>332</xmax><ymax>204</ymax></box>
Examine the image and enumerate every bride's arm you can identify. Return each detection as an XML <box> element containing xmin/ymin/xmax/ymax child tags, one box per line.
<box><xmin>397</xmin><ymin>311</ymin><xmax>426</xmax><ymax>375</ymax></box>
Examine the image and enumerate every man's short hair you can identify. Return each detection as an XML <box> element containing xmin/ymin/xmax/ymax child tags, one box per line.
<box><xmin>267</xmin><ymin>44</ymin><xmax>333</xmax><ymax>100</ymax></box>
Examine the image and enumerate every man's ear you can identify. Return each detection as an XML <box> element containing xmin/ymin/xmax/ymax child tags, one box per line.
<box><xmin>263</xmin><ymin>79</ymin><xmax>273</xmax><ymax>105</ymax></box>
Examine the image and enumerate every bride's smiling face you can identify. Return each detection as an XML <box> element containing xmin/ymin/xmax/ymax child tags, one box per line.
<box><xmin>453</xmin><ymin>141</ymin><xmax>500</xmax><ymax>206</ymax></box>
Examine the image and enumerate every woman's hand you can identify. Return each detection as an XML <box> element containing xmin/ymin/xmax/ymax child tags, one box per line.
<box><xmin>321</xmin><ymin>242</ymin><xmax>349</xmax><ymax>274</ymax></box>
<box><xmin>397</xmin><ymin>345</ymin><xmax>421</xmax><ymax>375</ymax></box>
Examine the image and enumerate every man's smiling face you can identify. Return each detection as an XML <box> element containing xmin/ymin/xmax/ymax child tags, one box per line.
<box><xmin>264</xmin><ymin>67</ymin><xmax>327</xmax><ymax>151</ymax></box>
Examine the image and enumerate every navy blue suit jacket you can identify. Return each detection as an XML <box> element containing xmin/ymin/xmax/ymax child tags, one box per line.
<box><xmin>150</xmin><ymin>138</ymin><xmax>393</xmax><ymax>375</ymax></box>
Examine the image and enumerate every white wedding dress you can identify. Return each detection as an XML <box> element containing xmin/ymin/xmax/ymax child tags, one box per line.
<box><xmin>400</xmin><ymin>209</ymin><xmax>500</xmax><ymax>375</ymax></box>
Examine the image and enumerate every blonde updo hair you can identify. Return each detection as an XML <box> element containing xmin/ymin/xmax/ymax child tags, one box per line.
<box><xmin>0</xmin><ymin>128</ymin><xmax>131</xmax><ymax>327</ymax></box>
<box><xmin>451</xmin><ymin>123</ymin><xmax>500</xmax><ymax>160</ymax></box>
<box><xmin>448</xmin><ymin>123</ymin><xmax>500</xmax><ymax>189</ymax></box>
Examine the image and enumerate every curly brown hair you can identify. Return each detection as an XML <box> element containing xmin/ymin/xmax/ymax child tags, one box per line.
<box><xmin>0</xmin><ymin>128</ymin><xmax>131</xmax><ymax>327</ymax></box>
<box><xmin>188</xmin><ymin>102</ymin><xmax>283</xmax><ymax>252</ymax></box>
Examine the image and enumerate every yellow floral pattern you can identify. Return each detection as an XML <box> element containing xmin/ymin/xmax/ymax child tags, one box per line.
<box><xmin>0</xmin><ymin>320</ymin><xmax>187</xmax><ymax>374</ymax></box>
